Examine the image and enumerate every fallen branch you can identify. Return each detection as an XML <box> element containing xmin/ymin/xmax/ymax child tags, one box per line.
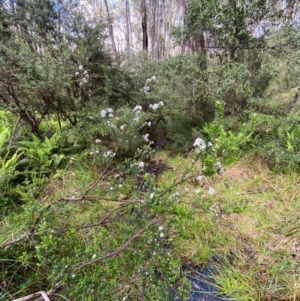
<box><xmin>73</xmin><ymin>218</ymin><xmax>161</xmax><ymax>272</ymax></box>
<box><xmin>12</xmin><ymin>291</ymin><xmax>50</xmax><ymax>301</ymax></box>
<box><xmin>0</xmin><ymin>232</ymin><xmax>35</xmax><ymax>249</ymax></box>
<box><xmin>1</xmin><ymin>200</ymin><xmax>138</xmax><ymax>249</ymax></box>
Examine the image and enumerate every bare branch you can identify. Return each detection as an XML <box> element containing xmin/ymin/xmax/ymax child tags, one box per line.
<box><xmin>159</xmin><ymin>172</ymin><xmax>199</xmax><ymax>198</ymax></box>
<box><xmin>73</xmin><ymin>218</ymin><xmax>161</xmax><ymax>272</ymax></box>
<box><xmin>12</xmin><ymin>291</ymin><xmax>50</xmax><ymax>301</ymax></box>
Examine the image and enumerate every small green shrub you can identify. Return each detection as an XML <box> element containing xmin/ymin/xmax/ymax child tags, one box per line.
<box><xmin>203</xmin><ymin>102</ymin><xmax>256</xmax><ymax>164</ymax></box>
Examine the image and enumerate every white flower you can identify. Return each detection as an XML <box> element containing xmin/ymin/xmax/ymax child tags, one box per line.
<box><xmin>120</xmin><ymin>124</ymin><xmax>125</xmax><ymax>130</ymax></box>
<box><xmin>107</xmin><ymin>108</ymin><xmax>114</xmax><ymax>113</ymax></box>
<box><xmin>151</xmin><ymin>75</ymin><xmax>157</xmax><ymax>82</ymax></box>
<box><xmin>143</xmin><ymin>86</ymin><xmax>150</xmax><ymax>94</ymax></box>
<box><xmin>78</xmin><ymin>65</ymin><xmax>83</xmax><ymax>70</ymax></box>
<box><xmin>149</xmin><ymin>103</ymin><xmax>159</xmax><ymax>110</ymax></box>
<box><xmin>150</xmin><ymin>192</ymin><xmax>155</xmax><ymax>199</ymax></box>
<box><xmin>104</xmin><ymin>151</ymin><xmax>115</xmax><ymax>158</ymax></box>
<box><xmin>193</xmin><ymin>138</ymin><xmax>206</xmax><ymax>151</ymax></box>
<box><xmin>158</xmin><ymin>226</ymin><xmax>164</xmax><ymax>231</ymax></box>
<box><xmin>83</xmin><ymin>70</ymin><xmax>88</xmax><ymax>75</ymax></box>
<box><xmin>107</xmin><ymin>121</ymin><xmax>113</xmax><ymax>128</ymax></box>
<box><xmin>108</xmin><ymin>113</ymin><xmax>114</xmax><ymax>118</ymax></box>
<box><xmin>82</xmin><ymin>77</ymin><xmax>88</xmax><ymax>83</ymax></box>
<box><xmin>216</xmin><ymin>162</ymin><xmax>222</xmax><ymax>167</ymax></box>
<box><xmin>160</xmin><ymin>232</ymin><xmax>164</xmax><ymax>238</ymax></box>
<box><xmin>95</xmin><ymin>139</ymin><xmax>101</xmax><ymax>144</ymax></box>
<box><xmin>89</xmin><ymin>151</ymin><xmax>94</xmax><ymax>155</ymax></box>
<box><xmin>139</xmin><ymin>162</ymin><xmax>145</xmax><ymax>169</ymax></box>
<box><xmin>101</xmin><ymin>110</ymin><xmax>107</xmax><ymax>118</ymax></box>
<box><xmin>143</xmin><ymin>133</ymin><xmax>149</xmax><ymax>142</ymax></box>
<box><xmin>196</xmin><ymin>175</ymin><xmax>203</xmax><ymax>181</ymax></box>
<box><xmin>147</xmin><ymin>121</ymin><xmax>151</xmax><ymax>127</ymax></box>
<box><xmin>194</xmin><ymin>188</ymin><xmax>201</xmax><ymax>194</ymax></box>
<box><xmin>133</xmin><ymin>105</ymin><xmax>142</xmax><ymax>113</ymax></box>
<box><xmin>185</xmin><ymin>187</ymin><xmax>189</xmax><ymax>192</ymax></box>
<box><xmin>92</xmin><ymin>254</ymin><xmax>97</xmax><ymax>260</ymax></box>
<box><xmin>207</xmin><ymin>142</ymin><xmax>213</xmax><ymax>147</ymax></box>
<box><xmin>71</xmin><ymin>274</ymin><xmax>76</xmax><ymax>278</ymax></box>
<box><xmin>158</xmin><ymin>101</ymin><xmax>164</xmax><ymax>107</ymax></box>
<box><xmin>208</xmin><ymin>187</ymin><xmax>215</xmax><ymax>195</ymax></box>
<box><xmin>75</xmin><ymin>71</ymin><xmax>79</xmax><ymax>76</ymax></box>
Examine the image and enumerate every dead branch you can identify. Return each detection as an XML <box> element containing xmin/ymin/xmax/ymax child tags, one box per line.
<box><xmin>51</xmin><ymin>200</ymin><xmax>138</xmax><ymax>235</ymax></box>
<box><xmin>12</xmin><ymin>291</ymin><xmax>50</xmax><ymax>301</ymax></box>
<box><xmin>0</xmin><ymin>232</ymin><xmax>35</xmax><ymax>249</ymax></box>
<box><xmin>0</xmin><ymin>200</ymin><xmax>140</xmax><ymax>249</ymax></box>
<box><xmin>73</xmin><ymin>218</ymin><xmax>161</xmax><ymax>272</ymax></box>
<box><xmin>158</xmin><ymin>172</ymin><xmax>199</xmax><ymax>197</ymax></box>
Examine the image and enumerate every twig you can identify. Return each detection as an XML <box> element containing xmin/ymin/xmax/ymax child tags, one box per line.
<box><xmin>11</xmin><ymin>291</ymin><xmax>50</xmax><ymax>301</ymax></box>
<box><xmin>48</xmin><ymin>293</ymin><xmax>71</xmax><ymax>301</ymax></box>
<box><xmin>0</xmin><ymin>201</ymin><xmax>138</xmax><ymax>249</ymax></box>
<box><xmin>1</xmin><ymin>170</ymin><xmax>198</xmax><ymax>249</ymax></box>
<box><xmin>29</xmin><ymin>163</ymin><xmax>115</xmax><ymax>234</ymax></box>
<box><xmin>1</xmin><ymin>232</ymin><xmax>34</xmax><ymax>249</ymax></box>
<box><xmin>158</xmin><ymin>173</ymin><xmax>198</xmax><ymax>198</ymax></box>
<box><xmin>0</xmin><ymin>284</ymin><xmax>13</xmax><ymax>298</ymax></box>
<box><xmin>73</xmin><ymin>218</ymin><xmax>161</xmax><ymax>272</ymax></box>
<box><xmin>140</xmin><ymin>281</ymin><xmax>146</xmax><ymax>301</ymax></box>
<box><xmin>51</xmin><ymin>201</ymin><xmax>138</xmax><ymax>235</ymax></box>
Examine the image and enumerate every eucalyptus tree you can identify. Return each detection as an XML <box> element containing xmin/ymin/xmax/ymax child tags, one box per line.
<box><xmin>103</xmin><ymin>0</ymin><xmax>118</xmax><ymax>56</ymax></box>
<box><xmin>0</xmin><ymin>0</ymin><xmax>134</xmax><ymax>138</ymax></box>
<box><xmin>182</xmin><ymin>0</ymin><xmax>298</xmax><ymax>62</ymax></box>
<box><xmin>141</xmin><ymin>0</ymin><xmax>148</xmax><ymax>50</ymax></box>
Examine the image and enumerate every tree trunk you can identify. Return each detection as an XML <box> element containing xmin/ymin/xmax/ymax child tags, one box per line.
<box><xmin>151</xmin><ymin>0</ymin><xmax>157</xmax><ymax>55</ymax></box>
<box><xmin>104</xmin><ymin>0</ymin><xmax>118</xmax><ymax>56</ymax></box>
<box><xmin>181</xmin><ymin>0</ymin><xmax>187</xmax><ymax>54</ymax></box>
<box><xmin>125</xmin><ymin>0</ymin><xmax>132</xmax><ymax>55</ymax></box>
<box><xmin>157</xmin><ymin>0</ymin><xmax>164</xmax><ymax>57</ymax></box>
<box><xmin>141</xmin><ymin>0</ymin><xmax>148</xmax><ymax>51</ymax></box>
<box><xmin>9</xmin><ymin>0</ymin><xmax>15</xmax><ymax>14</ymax></box>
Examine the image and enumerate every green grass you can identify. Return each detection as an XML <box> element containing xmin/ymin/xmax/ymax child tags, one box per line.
<box><xmin>153</xmin><ymin>153</ymin><xmax>300</xmax><ymax>300</ymax></box>
<box><xmin>2</xmin><ymin>149</ymin><xmax>300</xmax><ymax>300</ymax></box>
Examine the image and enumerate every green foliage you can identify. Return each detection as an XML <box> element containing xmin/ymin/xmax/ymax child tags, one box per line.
<box><xmin>180</xmin><ymin>0</ymin><xmax>287</xmax><ymax>62</ymax></box>
<box><xmin>63</xmin><ymin>104</ymin><xmax>154</xmax><ymax>161</ymax></box>
<box><xmin>204</xmin><ymin>102</ymin><xmax>256</xmax><ymax>164</ymax></box>
<box><xmin>214</xmin><ymin>63</ymin><xmax>254</xmax><ymax>114</ymax></box>
<box><xmin>255</xmin><ymin>112</ymin><xmax>300</xmax><ymax>171</ymax></box>
<box><xmin>1</xmin><ymin>1</ymin><xmax>300</xmax><ymax>300</ymax></box>
<box><xmin>0</xmin><ymin>152</ymin><xmax>22</xmax><ymax>190</ymax></box>
<box><xmin>18</xmin><ymin>133</ymin><xmax>65</xmax><ymax>175</ymax></box>
<box><xmin>0</xmin><ymin>0</ymin><xmax>138</xmax><ymax>138</ymax></box>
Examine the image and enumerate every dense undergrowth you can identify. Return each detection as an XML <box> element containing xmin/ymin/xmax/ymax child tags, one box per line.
<box><xmin>1</xmin><ymin>1</ymin><xmax>300</xmax><ymax>300</ymax></box>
